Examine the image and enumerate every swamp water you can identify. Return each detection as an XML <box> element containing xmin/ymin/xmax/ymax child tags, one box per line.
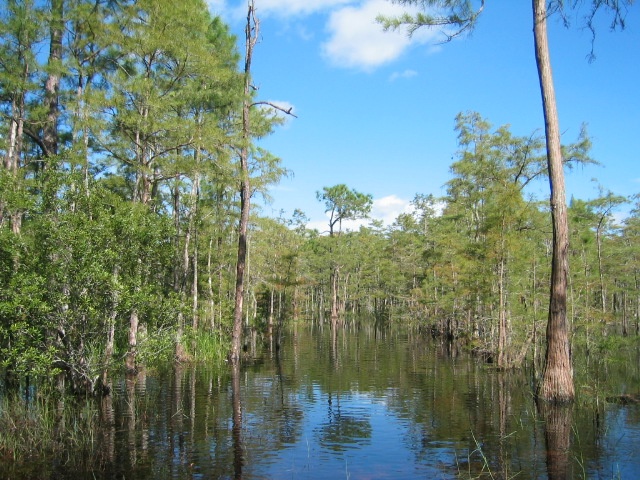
<box><xmin>2</xmin><ymin>324</ymin><xmax>640</xmax><ymax>479</ymax></box>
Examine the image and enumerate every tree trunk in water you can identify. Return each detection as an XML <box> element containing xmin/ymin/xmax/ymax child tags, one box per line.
<box><xmin>231</xmin><ymin>1</ymin><xmax>258</xmax><ymax>364</ymax></box>
<box><xmin>231</xmin><ymin>164</ymin><xmax>249</xmax><ymax>363</ymax></box>
<box><xmin>533</xmin><ymin>0</ymin><xmax>574</xmax><ymax>403</ymax></box>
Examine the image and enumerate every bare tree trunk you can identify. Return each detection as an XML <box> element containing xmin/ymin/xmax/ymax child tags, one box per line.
<box><xmin>191</xmin><ymin>172</ymin><xmax>201</xmax><ymax>333</ymax></box>
<box><xmin>42</xmin><ymin>0</ymin><xmax>63</xmax><ymax>161</ymax></box>
<box><xmin>533</xmin><ymin>257</ymin><xmax>541</xmax><ymax>374</ymax></box>
<box><xmin>497</xmin><ymin>254</ymin><xmax>508</xmax><ymax>369</ymax></box>
<box><xmin>330</xmin><ymin>265</ymin><xmax>339</xmax><ymax>326</ymax></box>
<box><xmin>207</xmin><ymin>237</ymin><xmax>216</xmax><ymax>330</ymax></box>
<box><xmin>268</xmin><ymin>288</ymin><xmax>275</xmax><ymax>328</ymax></box>
<box><xmin>622</xmin><ymin>290</ymin><xmax>628</xmax><ymax>337</ymax></box>
<box><xmin>192</xmin><ymin>237</ymin><xmax>199</xmax><ymax>330</ymax></box>
<box><xmin>533</xmin><ymin>0</ymin><xmax>574</xmax><ymax>403</ymax></box>
<box><xmin>175</xmin><ymin>173</ymin><xmax>199</xmax><ymax>361</ymax></box>
<box><xmin>595</xmin><ymin>224</ymin><xmax>606</xmax><ymax>314</ymax></box>
<box><xmin>125</xmin><ymin>309</ymin><xmax>139</xmax><ymax>373</ymax></box>
<box><xmin>101</xmin><ymin>266</ymin><xmax>120</xmax><ymax>390</ymax></box>
<box><xmin>3</xmin><ymin>86</ymin><xmax>25</xmax><ymax>234</ymax></box>
<box><xmin>231</xmin><ymin>0</ymin><xmax>258</xmax><ymax>364</ymax></box>
<box><xmin>4</xmin><ymin>98</ymin><xmax>19</xmax><ymax>172</ymax></box>
<box><xmin>175</xmin><ymin>311</ymin><xmax>187</xmax><ymax>362</ymax></box>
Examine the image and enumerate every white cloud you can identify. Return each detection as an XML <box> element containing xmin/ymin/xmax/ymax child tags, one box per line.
<box><xmin>210</xmin><ymin>1</ymin><xmax>443</xmax><ymax>72</ymax></box>
<box><xmin>307</xmin><ymin>218</ymin><xmax>331</xmax><ymax>233</ymax></box>
<box><xmin>322</xmin><ymin>0</ymin><xmax>408</xmax><ymax>71</ymax></box>
<box><xmin>371</xmin><ymin>194</ymin><xmax>414</xmax><ymax>224</ymax></box>
<box><xmin>321</xmin><ymin>0</ymin><xmax>440</xmax><ymax>71</ymax></box>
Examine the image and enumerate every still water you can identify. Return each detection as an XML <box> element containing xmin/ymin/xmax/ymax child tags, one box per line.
<box><xmin>11</xmin><ymin>324</ymin><xmax>640</xmax><ymax>478</ymax></box>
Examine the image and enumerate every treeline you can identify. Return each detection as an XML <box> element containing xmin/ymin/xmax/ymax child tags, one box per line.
<box><xmin>0</xmin><ymin>0</ymin><xmax>286</xmax><ymax>393</ymax></box>
<box><xmin>252</xmin><ymin>113</ymin><xmax>640</xmax><ymax>370</ymax></box>
<box><xmin>1</xmin><ymin>1</ymin><xmax>638</xmax><ymax>395</ymax></box>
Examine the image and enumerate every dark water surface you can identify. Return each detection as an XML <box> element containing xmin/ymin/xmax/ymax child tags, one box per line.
<box><xmin>6</xmin><ymin>324</ymin><xmax>640</xmax><ymax>479</ymax></box>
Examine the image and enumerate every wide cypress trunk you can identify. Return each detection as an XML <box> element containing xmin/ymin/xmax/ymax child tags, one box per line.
<box><xmin>533</xmin><ymin>0</ymin><xmax>575</xmax><ymax>403</ymax></box>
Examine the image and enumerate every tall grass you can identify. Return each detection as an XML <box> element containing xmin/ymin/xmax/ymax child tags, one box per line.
<box><xmin>184</xmin><ymin>329</ymin><xmax>229</xmax><ymax>363</ymax></box>
<box><xmin>0</xmin><ymin>390</ymin><xmax>99</xmax><ymax>463</ymax></box>
<box><xmin>135</xmin><ymin>327</ymin><xmax>229</xmax><ymax>368</ymax></box>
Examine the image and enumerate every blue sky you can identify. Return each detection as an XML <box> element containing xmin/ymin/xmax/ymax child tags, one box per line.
<box><xmin>208</xmin><ymin>0</ymin><xmax>640</xmax><ymax>231</ymax></box>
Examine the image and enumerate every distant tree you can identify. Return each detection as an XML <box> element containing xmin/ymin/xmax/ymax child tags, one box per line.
<box><xmin>316</xmin><ymin>184</ymin><xmax>372</xmax><ymax>323</ymax></box>
<box><xmin>584</xmin><ymin>188</ymin><xmax>626</xmax><ymax>316</ymax></box>
<box><xmin>621</xmin><ymin>195</ymin><xmax>640</xmax><ymax>336</ymax></box>
<box><xmin>316</xmin><ymin>184</ymin><xmax>373</xmax><ymax>237</ymax></box>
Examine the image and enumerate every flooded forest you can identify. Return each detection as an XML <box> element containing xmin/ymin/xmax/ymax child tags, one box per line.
<box><xmin>1</xmin><ymin>0</ymin><xmax>639</xmax><ymax>478</ymax></box>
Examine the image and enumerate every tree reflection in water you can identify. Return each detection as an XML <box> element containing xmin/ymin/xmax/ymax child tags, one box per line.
<box><xmin>3</xmin><ymin>325</ymin><xmax>639</xmax><ymax>479</ymax></box>
<box><xmin>231</xmin><ymin>361</ymin><xmax>244</xmax><ymax>479</ymax></box>
<box><xmin>540</xmin><ymin>402</ymin><xmax>573</xmax><ymax>480</ymax></box>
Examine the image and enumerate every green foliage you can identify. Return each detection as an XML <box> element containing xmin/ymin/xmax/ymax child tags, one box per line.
<box><xmin>0</xmin><ymin>169</ymin><xmax>180</xmax><ymax>386</ymax></box>
<box><xmin>0</xmin><ymin>0</ymin><xmax>291</xmax><ymax>390</ymax></box>
<box><xmin>135</xmin><ymin>325</ymin><xmax>177</xmax><ymax>368</ymax></box>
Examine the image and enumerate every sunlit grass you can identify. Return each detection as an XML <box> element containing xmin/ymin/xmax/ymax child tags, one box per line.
<box><xmin>184</xmin><ymin>329</ymin><xmax>229</xmax><ymax>363</ymax></box>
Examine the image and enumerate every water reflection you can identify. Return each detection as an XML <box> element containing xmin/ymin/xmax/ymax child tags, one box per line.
<box><xmin>540</xmin><ymin>403</ymin><xmax>573</xmax><ymax>480</ymax></box>
<box><xmin>231</xmin><ymin>362</ymin><xmax>244</xmax><ymax>479</ymax></box>
<box><xmin>5</xmin><ymin>324</ymin><xmax>639</xmax><ymax>479</ymax></box>
<box><xmin>99</xmin><ymin>384</ymin><xmax>115</xmax><ymax>465</ymax></box>
<box><xmin>319</xmin><ymin>393</ymin><xmax>372</xmax><ymax>451</ymax></box>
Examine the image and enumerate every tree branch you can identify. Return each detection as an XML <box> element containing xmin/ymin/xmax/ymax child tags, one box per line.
<box><xmin>251</xmin><ymin>100</ymin><xmax>298</xmax><ymax>118</ymax></box>
<box><xmin>377</xmin><ymin>0</ymin><xmax>485</xmax><ymax>42</ymax></box>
